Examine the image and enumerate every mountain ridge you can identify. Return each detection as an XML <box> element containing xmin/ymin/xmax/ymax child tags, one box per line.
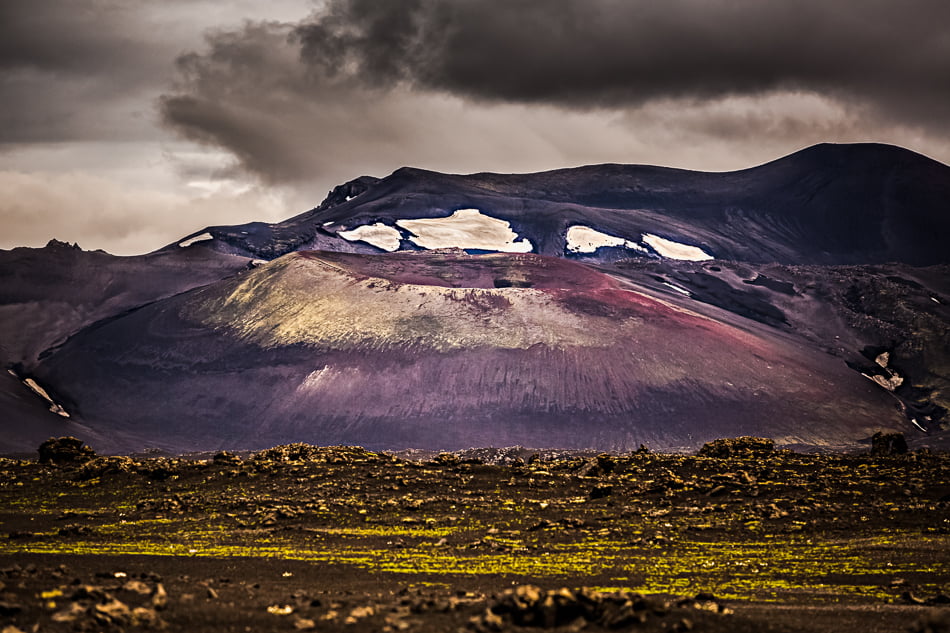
<box><xmin>175</xmin><ymin>142</ymin><xmax>950</xmax><ymax>266</ymax></box>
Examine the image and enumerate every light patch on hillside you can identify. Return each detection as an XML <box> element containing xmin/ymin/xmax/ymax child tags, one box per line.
<box><xmin>23</xmin><ymin>378</ymin><xmax>70</xmax><ymax>418</ymax></box>
<box><xmin>396</xmin><ymin>209</ymin><xmax>533</xmax><ymax>253</ymax></box>
<box><xmin>566</xmin><ymin>225</ymin><xmax>646</xmax><ymax>253</ymax></box>
<box><xmin>338</xmin><ymin>223</ymin><xmax>402</xmax><ymax>252</ymax></box>
<box><xmin>194</xmin><ymin>253</ymin><xmax>671</xmax><ymax>362</ymax></box>
<box><xmin>662</xmin><ymin>282</ymin><xmax>692</xmax><ymax>297</ymax></box>
<box><xmin>296</xmin><ymin>365</ymin><xmax>363</xmax><ymax>393</ymax></box>
<box><xmin>642</xmin><ymin>233</ymin><xmax>713</xmax><ymax>261</ymax></box>
<box><xmin>179</xmin><ymin>232</ymin><xmax>213</xmax><ymax>248</ymax></box>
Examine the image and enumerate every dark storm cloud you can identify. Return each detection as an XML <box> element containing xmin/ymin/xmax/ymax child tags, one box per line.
<box><xmin>159</xmin><ymin>0</ymin><xmax>950</xmax><ymax>185</ymax></box>
<box><xmin>292</xmin><ymin>0</ymin><xmax>950</xmax><ymax>118</ymax></box>
<box><xmin>161</xmin><ymin>22</ymin><xmax>320</xmax><ymax>182</ymax></box>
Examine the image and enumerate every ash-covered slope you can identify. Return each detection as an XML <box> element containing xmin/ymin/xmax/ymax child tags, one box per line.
<box><xmin>0</xmin><ymin>240</ymin><xmax>251</xmax><ymax>452</ymax></box>
<box><xmin>0</xmin><ymin>240</ymin><xmax>250</xmax><ymax>368</ymax></box>
<box><xmin>180</xmin><ymin>143</ymin><xmax>950</xmax><ymax>266</ymax></box>
<box><xmin>31</xmin><ymin>250</ymin><xmax>903</xmax><ymax>453</ymax></box>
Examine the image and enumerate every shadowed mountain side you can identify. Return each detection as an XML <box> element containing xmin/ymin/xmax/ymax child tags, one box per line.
<box><xmin>600</xmin><ymin>259</ymin><xmax>950</xmax><ymax>431</ymax></box>
<box><xmin>185</xmin><ymin>143</ymin><xmax>950</xmax><ymax>266</ymax></box>
<box><xmin>0</xmin><ymin>240</ymin><xmax>251</xmax><ymax>367</ymax></box>
<box><xmin>0</xmin><ymin>371</ymin><xmax>109</xmax><ymax>454</ymax></box>
<box><xmin>0</xmin><ymin>241</ymin><xmax>252</xmax><ymax>452</ymax></box>
<box><xmin>32</xmin><ymin>251</ymin><xmax>905</xmax><ymax>453</ymax></box>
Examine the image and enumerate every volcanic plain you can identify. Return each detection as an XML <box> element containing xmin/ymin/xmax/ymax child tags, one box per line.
<box><xmin>1</xmin><ymin>437</ymin><xmax>948</xmax><ymax>633</ymax></box>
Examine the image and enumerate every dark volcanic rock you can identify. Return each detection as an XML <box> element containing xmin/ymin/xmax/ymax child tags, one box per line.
<box><xmin>37</xmin><ymin>436</ymin><xmax>96</xmax><ymax>466</ymax></box>
<box><xmin>476</xmin><ymin>585</ymin><xmax>730</xmax><ymax>630</ymax></box>
<box><xmin>870</xmin><ymin>432</ymin><xmax>909</xmax><ymax>456</ymax></box>
<box><xmin>316</xmin><ymin>175</ymin><xmax>381</xmax><ymax>211</ymax></box>
<box><xmin>698</xmin><ymin>437</ymin><xmax>775</xmax><ymax>458</ymax></box>
<box><xmin>252</xmin><ymin>443</ymin><xmax>325</xmax><ymax>463</ymax></box>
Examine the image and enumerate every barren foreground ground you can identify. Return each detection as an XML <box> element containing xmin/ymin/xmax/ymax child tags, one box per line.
<box><xmin>1</xmin><ymin>440</ymin><xmax>949</xmax><ymax>632</ymax></box>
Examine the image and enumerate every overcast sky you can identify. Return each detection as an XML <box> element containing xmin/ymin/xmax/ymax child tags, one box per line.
<box><xmin>2</xmin><ymin>0</ymin><xmax>949</xmax><ymax>255</ymax></box>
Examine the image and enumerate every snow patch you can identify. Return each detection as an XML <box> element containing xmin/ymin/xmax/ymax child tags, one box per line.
<box><xmin>662</xmin><ymin>282</ymin><xmax>692</xmax><ymax>297</ymax></box>
<box><xmin>178</xmin><ymin>232</ymin><xmax>213</xmax><ymax>248</ymax></box>
<box><xmin>338</xmin><ymin>223</ymin><xmax>402</xmax><ymax>252</ymax></box>
<box><xmin>642</xmin><ymin>233</ymin><xmax>713</xmax><ymax>261</ymax></box>
<box><xmin>566</xmin><ymin>226</ymin><xmax>646</xmax><ymax>254</ymax></box>
<box><xmin>396</xmin><ymin>209</ymin><xmax>533</xmax><ymax>253</ymax></box>
<box><xmin>23</xmin><ymin>378</ymin><xmax>69</xmax><ymax>418</ymax></box>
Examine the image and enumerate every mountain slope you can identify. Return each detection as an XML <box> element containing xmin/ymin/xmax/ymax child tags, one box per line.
<box><xmin>2</xmin><ymin>143</ymin><xmax>947</xmax><ymax>454</ymax></box>
<box><xmin>30</xmin><ymin>250</ymin><xmax>904</xmax><ymax>453</ymax></box>
<box><xmin>182</xmin><ymin>143</ymin><xmax>950</xmax><ymax>266</ymax></box>
<box><xmin>0</xmin><ymin>240</ymin><xmax>251</xmax><ymax>452</ymax></box>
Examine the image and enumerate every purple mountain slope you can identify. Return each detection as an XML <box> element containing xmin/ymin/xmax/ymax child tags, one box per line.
<box><xmin>180</xmin><ymin>143</ymin><xmax>950</xmax><ymax>266</ymax></box>
<box><xmin>1</xmin><ymin>143</ymin><xmax>947</xmax><ymax>453</ymax></box>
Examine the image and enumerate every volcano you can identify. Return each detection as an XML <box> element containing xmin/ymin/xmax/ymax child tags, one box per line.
<box><xmin>1</xmin><ymin>143</ymin><xmax>948</xmax><ymax>453</ymax></box>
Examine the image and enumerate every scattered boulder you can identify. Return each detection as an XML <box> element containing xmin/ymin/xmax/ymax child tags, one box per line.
<box><xmin>870</xmin><ymin>431</ymin><xmax>908</xmax><ymax>456</ymax></box>
<box><xmin>73</xmin><ymin>456</ymin><xmax>136</xmax><ymax>480</ymax></box>
<box><xmin>37</xmin><ymin>437</ymin><xmax>96</xmax><ymax>466</ymax></box>
<box><xmin>577</xmin><ymin>454</ymin><xmax>616</xmax><ymax>477</ymax></box>
<box><xmin>93</xmin><ymin>598</ymin><xmax>133</xmax><ymax>626</ymax></box>
<box><xmin>0</xmin><ymin>600</ymin><xmax>23</xmax><ymax>616</ymax></box>
<box><xmin>48</xmin><ymin>582</ymin><xmax>165</xmax><ymax>629</ymax></box>
<box><xmin>698</xmin><ymin>437</ymin><xmax>774</xmax><ymax>458</ymax></box>
<box><xmin>152</xmin><ymin>583</ymin><xmax>168</xmax><ymax>610</ymax></box>
<box><xmin>213</xmin><ymin>451</ymin><xmax>242</xmax><ymax>465</ymax></box>
<box><xmin>252</xmin><ymin>443</ymin><xmax>323</xmax><ymax>463</ymax></box>
<box><xmin>432</xmin><ymin>452</ymin><xmax>461</xmax><ymax>467</ymax></box>
<box><xmin>471</xmin><ymin>586</ymin><xmax>729</xmax><ymax>631</ymax></box>
<box><xmin>909</xmin><ymin>611</ymin><xmax>950</xmax><ymax>633</ymax></box>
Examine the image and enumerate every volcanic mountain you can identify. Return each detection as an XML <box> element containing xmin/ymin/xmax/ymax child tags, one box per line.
<box><xmin>181</xmin><ymin>142</ymin><xmax>950</xmax><ymax>266</ymax></box>
<box><xmin>1</xmin><ymin>143</ymin><xmax>948</xmax><ymax>453</ymax></box>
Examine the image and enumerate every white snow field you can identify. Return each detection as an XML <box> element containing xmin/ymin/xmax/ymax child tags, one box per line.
<box><xmin>642</xmin><ymin>233</ymin><xmax>713</xmax><ymax>261</ymax></box>
<box><xmin>395</xmin><ymin>209</ymin><xmax>534</xmax><ymax>252</ymax></box>
<box><xmin>178</xmin><ymin>232</ymin><xmax>214</xmax><ymax>248</ymax></box>
<box><xmin>338</xmin><ymin>223</ymin><xmax>403</xmax><ymax>252</ymax></box>
<box><xmin>565</xmin><ymin>225</ymin><xmax>646</xmax><ymax>253</ymax></box>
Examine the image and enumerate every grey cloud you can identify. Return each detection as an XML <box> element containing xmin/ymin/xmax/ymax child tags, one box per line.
<box><xmin>0</xmin><ymin>0</ymin><xmax>175</xmax><ymax>144</ymax></box>
<box><xmin>160</xmin><ymin>1</ymin><xmax>950</xmax><ymax>187</ymax></box>
<box><xmin>0</xmin><ymin>0</ymin><xmax>315</xmax><ymax>146</ymax></box>
<box><xmin>0</xmin><ymin>2</ymin><xmax>154</xmax><ymax>76</ymax></box>
<box><xmin>161</xmin><ymin>22</ymin><xmax>323</xmax><ymax>183</ymax></box>
<box><xmin>291</xmin><ymin>0</ymin><xmax>950</xmax><ymax>123</ymax></box>
<box><xmin>0</xmin><ymin>169</ymin><xmax>295</xmax><ymax>255</ymax></box>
